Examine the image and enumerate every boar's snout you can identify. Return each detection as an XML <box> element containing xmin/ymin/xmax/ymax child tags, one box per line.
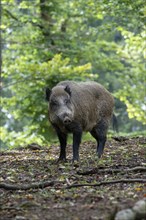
<box><xmin>57</xmin><ymin>113</ymin><xmax>72</xmax><ymax>125</ymax></box>
<box><xmin>63</xmin><ymin>116</ymin><xmax>72</xmax><ymax>125</ymax></box>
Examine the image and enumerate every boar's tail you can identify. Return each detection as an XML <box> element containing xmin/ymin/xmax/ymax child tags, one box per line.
<box><xmin>112</xmin><ymin>114</ymin><xmax>119</xmax><ymax>133</ymax></box>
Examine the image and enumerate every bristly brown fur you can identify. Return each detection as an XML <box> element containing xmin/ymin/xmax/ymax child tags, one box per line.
<box><xmin>47</xmin><ymin>80</ymin><xmax>114</xmax><ymax>160</ymax></box>
<box><xmin>56</xmin><ymin>81</ymin><xmax>114</xmax><ymax>131</ymax></box>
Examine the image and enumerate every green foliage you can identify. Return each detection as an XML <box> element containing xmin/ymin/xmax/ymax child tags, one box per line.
<box><xmin>1</xmin><ymin>54</ymin><xmax>94</xmax><ymax>148</ymax></box>
<box><xmin>115</xmin><ymin>30</ymin><xmax>146</xmax><ymax>123</ymax></box>
<box><xmin>1</xmin><ymin>0</ymin><xmax>145</xmax><ymax>149</ymax></box>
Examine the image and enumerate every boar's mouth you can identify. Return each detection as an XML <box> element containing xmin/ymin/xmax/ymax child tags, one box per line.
<box><xmin>64</xmin><ymin>121</ymin><xmax>81</xmax><ymax>132</ymax></box>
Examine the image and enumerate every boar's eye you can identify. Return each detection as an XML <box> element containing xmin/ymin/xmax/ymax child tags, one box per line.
<box><xmin>64</xmin><ymin>99</ymin><xmax>70</xmax><ymax>104</ymax></box>
<box><xmin>50</xmin><ymin>100</ymin><xmax>58</xmax><ymax>106</ymax></box>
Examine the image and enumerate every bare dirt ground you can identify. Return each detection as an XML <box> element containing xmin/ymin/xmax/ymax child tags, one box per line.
<box><xmin>0</xmin><ymin>136</ymin><xmax>146</xmax><ymax>220</ymax></box>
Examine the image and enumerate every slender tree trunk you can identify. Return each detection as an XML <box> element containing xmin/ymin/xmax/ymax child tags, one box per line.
<box><xmin>40</xmin><ymin>0</ymin><xmax>52</xmax><ymax>35</ymax></box>
<box><xmin>40</xmin><ymin>0</ymin><xmax>55</xmax><ymax>49</ymax></box>
<box><xmin>40</xmin><ymin>0</ymin><xmax>51</xmax><ymax>21</ymax></box>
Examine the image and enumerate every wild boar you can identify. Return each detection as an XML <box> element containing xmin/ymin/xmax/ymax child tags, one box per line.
<box><xmin>46</xmin><ymin>80</ymin><xmax>114</xmax><ymax>161</ymax></box>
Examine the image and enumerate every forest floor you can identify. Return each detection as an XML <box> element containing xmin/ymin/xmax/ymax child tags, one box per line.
<box><xmin>0</xmin><ymin>136</ymin><xmax>146</xmax><ymax>220</ymax></box>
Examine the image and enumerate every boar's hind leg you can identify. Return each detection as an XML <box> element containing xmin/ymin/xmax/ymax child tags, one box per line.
<box><xmin>90</xmin><ymin>120</ymin><xmax>108</xmax><ymax>158</ymax></box>
<box><xmin>55</xmin><ymin>127</ymin><xmax>67</xmax><ymax>161</ymax></box>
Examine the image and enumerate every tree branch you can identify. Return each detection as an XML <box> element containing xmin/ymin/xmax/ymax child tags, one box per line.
<box><xmin>1</xmin><ymin>178</ymin><xmax>145</xmax><ymax>191</ymax></box>
<box><xmin>3</xmin><ymin>8</ymin><xmax>43</xmax><ymax>29</ymax></box>
<box><xmin>0</xmin><ymin>181</ymin><xmax>60</xmax><ymax>190</ymax></box>
<box><xmin>65</xmin><ymin>179</ymin><xmax>146</xmax><ymax>189</ymax></box>
<box><xmin>77</xmin><ymin>166</ymin><xmax>146</xmax><ymax>175</ymax></box>
<box><xmin>4</xmin><ymin>8</ymin><xmax>19</xmax><ymax>21</ymax></box>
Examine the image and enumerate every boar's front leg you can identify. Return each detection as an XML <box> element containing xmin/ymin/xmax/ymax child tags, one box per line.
<box><xmin>55</xmin><ymin>127</ymin><xmax>67</xmax><ymax>161</ymax></box>
<box><xmin>72</xmin><ymin>130</ymin><xmax>82</xmax><ymax>161</ymax></box>
<box><xmin>90</xmin><ymin>120</ymin><xmax>108</xmax><ymax>158</ymax></box>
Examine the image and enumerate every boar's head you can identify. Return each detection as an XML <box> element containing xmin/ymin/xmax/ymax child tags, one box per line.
<box><xmin>46</xmin><ymin>85</ymin><xmax>74</xmax><ymax>126</ymax></box>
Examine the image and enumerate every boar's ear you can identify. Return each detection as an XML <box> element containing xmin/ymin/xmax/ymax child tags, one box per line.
<box><xmin>64</xmin><ymin>85</ymin><xmax>71</xmax><ymax>96</ymax></box>
<box><xmin>45</xmin><ymin>88</ymin><xmax>51</xmax><ymax>101</ymax></box>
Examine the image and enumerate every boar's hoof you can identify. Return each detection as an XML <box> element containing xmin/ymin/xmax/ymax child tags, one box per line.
<box><xmin>97</xmin><ymin>152</ymin><xmax>102</xmax><ymax>159</ymax></box>
<box><xmin>57</xmin><ymin>157</ymin><xmax>67</xmax><ymax>163</ymax></box>
<box><xmin>72</xmin><ymin>160</ymin><xmax>80</xmax><ymax>167</ymax></box>
<box><xmin>72</xmin><ymin>156</ymin><xmax>80</xmax><ymax>162</ymax></box>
